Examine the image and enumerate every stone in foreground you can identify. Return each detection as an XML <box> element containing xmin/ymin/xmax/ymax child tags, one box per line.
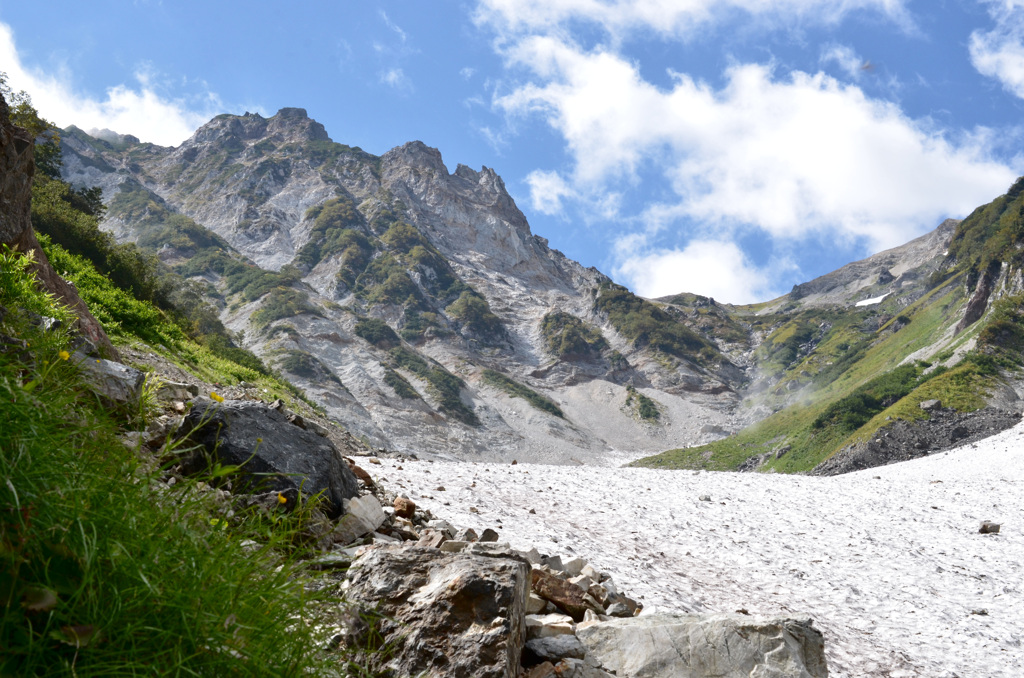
<box><xmin>178</xmin><ymin>397</ymin><xmax>359</xmax><ymax>516</ymax></box>
<box><xmin>576</xmin><ymin>613</ymin><xmax>828</xmax><ymax>678</ymax></box>
<box><xmin>345</xmin><ymin>545</ymin><xmax>529</xmax><ymax>678</ymax></box>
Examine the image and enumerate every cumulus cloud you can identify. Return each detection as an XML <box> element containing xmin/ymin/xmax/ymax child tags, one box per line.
<box><xmin>615</xmin><ymin>239</ymin><xmax>777</xmax><ymax>303</ymax></box>
<box><xmin>475</xmin><ymin>0</ymin><xmax>912</xmax><ymax>39</ymax></box>
<box><xmin>496</xmin><ymin>37</ymin><xmax>1016</xmax><ymax>252</ymax></box>
<box><xmin>525</xmin><ymin>169</ymin><xmax>575</xmax><ymax>214</ymax></box>
<box><xmin>970</xmin><ymin>1</ymin><xmax>1024</xmax><ymax>99</ymax></box>
<box><xmin>0</xmin><ymin>22</ymin><xmax>220</xmax><ymax>147</ymax></box>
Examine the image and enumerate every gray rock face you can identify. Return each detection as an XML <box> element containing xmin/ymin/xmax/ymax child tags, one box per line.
<box><xmin>576</xmin><ymin>613</ymin><xmax>828</xmax><ymax>678</ymax></box>
<box><xmin>345</xmin><ymin>545</ymin><xmax>529</xmax><ymax>678</ymax></box>
<box><xmin>177</xmin><ymin>397</ymin><xmax>358</xmax><ymax>516</ymax></box>
<box><xmin>73</xmin><ymin>353</ymin><xmax>145</xmax><ymax>407</ymax></box>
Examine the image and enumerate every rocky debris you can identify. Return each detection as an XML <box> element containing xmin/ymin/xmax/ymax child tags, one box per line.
<box><xmin>525</xmin><ymin>613</ymin><xmax>575</xmax><ymax>640</ymax></box>
<box><xmin>576</xmin><ymin>613</ymin><xmax>829</xmax><ymax>678</ymax></box>
<box><xmin>72</xmin><ymin>353</ymin><xmax>145</xmax><ymax>407</ymax></box>
<box><xmin>176</xmin><ymin>397</ymin><xmax>359</xmax><ymax>516</ymax></box>
<box><xmin>344</xmin><ymin>545</ymin><xmax>530</xmax><ymax>678</ymax></box>
<box><xmin>331</xmin><ymin>495</ymin><xmax>387</xmax><ymax>544</ymax></box>
<box><xmin>531</xmin><ymin>568</ymin><xmax>600</xmax><ymax>622</ymax></box>
<box><xmin>394</xmin><ymin>495</ymin><xmax>416</xmax><ymax>518</ymax></box>
<box><xmin>979</xmin><ymin>521</ymin><xmax>1001</xmax><ymax>534</ymax></box>
<box><xmin>813</xmin><ymin>406</ymin><xmax>1021</xmax><ymax>475</ymax></box>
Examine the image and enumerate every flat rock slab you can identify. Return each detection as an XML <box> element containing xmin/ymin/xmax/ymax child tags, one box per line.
<box><xmin>178</xmin><ymin>397</ymin><xmax>358</xmax><ymax>516</ymax></box>
<box><xmin>346</xmin><ymin>545</ymin><xmax>529</xmax><ymax>678</ymax></box>
<box><xmin>73</xmin><ymin>353</ymin><xmax>145</xmax><ymax>407</ymax></box>
<box><xmin>577</xmin><ymin>613</ymin><xmax>828</xmax><ymax>678</ymax></box>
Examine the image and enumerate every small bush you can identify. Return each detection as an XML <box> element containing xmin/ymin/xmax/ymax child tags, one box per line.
<box><xmin>355</xmin><ymin>317</ymin><xmax>400</xmax><ymax>349</ymax></box>
<box><xmin>446</xmin><ymin>291</ymin><xmax>504</xmax><ymax>339</ymax></box>
<box><xmin>541</xmin><ymin>311</ymin><xmax>608</xmax><ymax>360</ymax></box>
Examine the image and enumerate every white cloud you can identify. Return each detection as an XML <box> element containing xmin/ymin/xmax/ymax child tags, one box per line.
<box><xmin>821</xmin><ymin>43</ymin><xmax>866</xmax><ymax>79</ymax></box>
<box><xmin>970</xmin><ymin>1</ymin><xmax>1024</xmax><ymax>99</ymax></box>
<box><xmin>380</xmin><ymin>67</ymin><xmax>413</xmax><ymax>92</ymax></box>
<box><xmin>476</xmin><ymin>0</ymin><xmax>912</xmax><ymax>40</ymax></box>
<box><xmin>525</xmin><ymin>169</ymin><xmax>575</xmax><ymax>214</ymax></box>
<box><xmin>0</xmin><ymin>22</ymin><xmax>219</xmax><ymax>147</ymax></box>
<box><xmin>615</xmin><ymin>239</ymin><xmax>776</xmax><ymax>303</ymax></box>
<box><xmin>496</xmin><ymin>37</ymin><xmax>1017</xmax><ymax>252</ymax></box>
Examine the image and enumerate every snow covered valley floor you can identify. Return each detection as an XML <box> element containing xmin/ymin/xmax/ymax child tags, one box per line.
<box><xmin>375</xmin><ymin>421</ymin><xmax>1024</xmax><ymax>677</ymax></box>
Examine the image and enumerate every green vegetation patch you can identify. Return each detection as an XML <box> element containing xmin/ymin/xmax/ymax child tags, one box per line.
<box><xmin>382</xmin><ymin>365</ymin><xmax>420</xmax><ymax>399</ymax></box>
<box><xmin>250</xmin><ymin>287</ymin><xmax>322</xmax><ymax>331</ymax></box>
<box><xmin>388</xmin><ymin>346</ymin><xmax>479</xmax><ymax>425</ymax></box>
<box><xmin>354</xmin><ymin>317</ymin><xmax>400</xmax><ymax>349</ymax></box>
<box><xmin>481</xmin><ymin>368</ymin><xmax>564</xmax><ymax>418</ymax></box>
<box><xmin>446</xmin><ymin>290</ymin><xmax>504</xmax><ymax>340</ymax></box>
<box><xmin>295</xmin><ymin>196</ymin><xmax>366</xmax><ymax>271</ymax></box>
<box><xmin>274</xmin><ymin>349</ymin><xmax>342</xmax><ymax>386</ymax></box>
<box><xmin>625</xmin><ymin>384</ymin><xmax>661</xmax><ymax>422</ymax></box>
<box><xmin>541</xmin><ymin>311</ymin><xmax>608</xmax><ymax>360</ymax></box>
<box><xmin>594</xmin><ymin>282</ymin><xmax>715</xmax><ymax>363</ymax></box>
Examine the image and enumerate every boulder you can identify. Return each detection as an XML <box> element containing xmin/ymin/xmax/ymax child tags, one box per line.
<box><xmin>525</xmin><ymin>613</ymin><xmax>575</xmax><ymax>639</ymax></box>
<box><xmin>979</xmin><ymin>521</ymin><xmax>1001</xmax><ymax>534</ymax></box>
<box><xmin>176</xmin><ymin>397</ymin><xmax>359</xmax><ymax>517</ymax></box>
<box><xmin>73</xmin><ymin>353</ymin><xmax>145</xmax><ymax>407</ymax></box>
<box><xmin>531</xmin><ymin>568</ymin><xmax>592</xmax><ymax>622</ymax></box>
<box><xmin>394</xmin><ymin>495</ymin><xmax>416</xmax><ymax>518</ymax></box>
<box><xmin>920</xmin><ymin>399</ymin><xmax>942</xmax><ymax>411</ymax></box>
<box><xmin>345</xmin><ymin>545</ymin><xmax>529</xmax><ymax>678</ymax></box>
<box><xmin>331</xmin><ymin>495</ymin><xmax>387</xmax><ymax>544</ymax></box>
<box><xmin>523</xmin><ymin>634</ymin><xmax>587</xmax><ymax>663</ymax></box>
<box><xmin>576</xmin><ymin>613</ymin><xmax>828</xmax><ymax>678</ymax></box>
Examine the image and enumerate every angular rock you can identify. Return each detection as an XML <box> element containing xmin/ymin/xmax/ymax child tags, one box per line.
<box><xmin>552</xmin><ymin>658</ymin><xmax>616</xmax><ymax>678</ymax></box>
<box><xmin>331</xmin><ymin>495</ymin><xmax>387</xmax><ymax>544</ymax></box>
<box><xmin>394</xmin><ymin>495</ymin><xmax>416</xmax><ymax>519</ymax></box>
<box><xmin>562</xmin><ymin>556</ymin><xmax>587</xmax><ymax>577</ymax></box>
<box><xmin>345</xmin><ymin>545</ymin><xmax>529</xmax><ymax>678</ymax></box>
<box><xmin>577</xmin><ymin>613</ymin><xmax>828</xmax><ymax>678</ymax></box>
<box><xmin>73</xmin><ymin>353</ymin><xmax>145</xmax><ymax>407</ymax></box>
<box><xmin>479</xmin><ymin>527</ymin><xmax>500</xmax><ymax>542</ymax></box>
<box><xmin>417</xmin><ymin>530</ymin><xmax>448</xmax><ymax>548</ymax></box>
<box><xmin>525</xmin><ymin>613</ymin><xmax>575</xmax><ymax>639</ymax></box>
<box><xmin>524</xmin><ymin>634</ymin><xmax>587</xmax><ymax>663</ymax></box>
<box><xmin>526</xmin><ymin>592</ymin><xmax>548</xmax><ymax>614</ymax></box>
<box><xmin>156</xmin><ymin>380</ymin><xmax>199</xmax><ymax>401</ymax></box>
<box><xmin>531</xmin><ymin>568</ymin><xmax>591</xmax><ymax>622</ymax></box>
<box><xmin>979</xmin><ymin>521</ymin><xmax>1001</xmax><ymax>534</ymax></box>
<box><xmin>454</xmin><ymin>527</ymin><xmax>479</xmax><ymax>542</ymax></box>
<box><xmin>176</xmin><ymin>397</ymin><xmax>358</xmax><ymax>517</ymax></box>
<box><xmin>920</xmin><ymin>399</ymin><xmax>942</xmax><ymax>411</ymax></box>
<box><xmin>440</xmin><ymin>540</ymin><xmax>469</xmax><ymax>553</ymax></box>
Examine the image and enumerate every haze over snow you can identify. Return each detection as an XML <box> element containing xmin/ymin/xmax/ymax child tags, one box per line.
<box><xmin>2</xmin><ymin>0</ymin><xmax>1023</xmax><ymax>303</ymax></box>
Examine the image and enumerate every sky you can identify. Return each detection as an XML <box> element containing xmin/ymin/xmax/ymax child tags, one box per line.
<box><xmin>2</xmin><ymin>1</ymin><xmax>1024</xmax><ymax>304</ymax></box>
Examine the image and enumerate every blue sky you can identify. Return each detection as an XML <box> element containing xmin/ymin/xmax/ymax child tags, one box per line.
<box><xmin>2</xmin><ymin>0</ymin><xmax>1024</xmax><ymax>303</ymax></box>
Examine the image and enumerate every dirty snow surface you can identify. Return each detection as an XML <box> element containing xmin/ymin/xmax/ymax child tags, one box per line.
<box><xmin>376</xmin><ymin>420</ymin><xmax>1024</xmax><ymax>678</ymax></box>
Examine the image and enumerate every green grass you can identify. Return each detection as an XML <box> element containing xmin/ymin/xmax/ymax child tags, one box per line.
<box><xmin>481</xmin><ymin>368</ymin><xmax>564</xmax><ymax>418</ymax></box>
<box><xmin>0</xmin><ymin>246</ymin><xmax>342</xmax><ymax>676</ymax></box>
<box><xmin>632</xmin><ymin>273</ymin><xmax>978</xmax><ymax>473</ymax></box>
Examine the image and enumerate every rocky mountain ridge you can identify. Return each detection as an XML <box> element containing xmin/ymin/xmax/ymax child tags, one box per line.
<box><xmin>59</xmin><ymin>107</ymin><xmax>1024</xmax><ymax>469</ymax></box>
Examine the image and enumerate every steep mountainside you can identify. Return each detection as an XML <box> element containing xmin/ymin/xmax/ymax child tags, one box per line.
<box><xmin>61</xmin><ymin>109</ymin><xmax>743</xmax><ymax>462</ymax></box>
<box><xmin>60</xmin><ymin>108</ymin><xmax>1024</xmax><ymax>468</ymax></box>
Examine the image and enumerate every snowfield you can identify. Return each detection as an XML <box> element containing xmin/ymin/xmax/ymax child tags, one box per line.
<box><xmin>375</xmin><ymin>420</ymin><xmax>1024</xmax><ymax>678</ymax></box>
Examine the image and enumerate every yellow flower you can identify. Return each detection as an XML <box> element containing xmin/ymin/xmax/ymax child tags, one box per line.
<box><xmin>211</xmin><ymin>392</ymin><xmax>225</xmax><ymax>403</ymax></box>
<box><xmin>277</xmin><ymin>493</ymin><xmax>287</xmax><ymax>505</ymax></box>
<box><xmin>58</xmin><ymin>350</ymin><xmax>70</xmax><ymax>361</ymax></box>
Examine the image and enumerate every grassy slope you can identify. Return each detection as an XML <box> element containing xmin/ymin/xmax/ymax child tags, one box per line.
<box><xmin>0</xmin><ymin>245</ymin><xmax>351</xmax><ymax>676</ymax></box>
<box><xmin>633</xmin><ymin>271</ymin><xmax>988</xmax><ymax>472</ymax></box>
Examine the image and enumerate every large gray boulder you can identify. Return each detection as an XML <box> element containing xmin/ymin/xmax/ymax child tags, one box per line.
<box><xmin>576</xmin><ymin>613</ymin><xmax>828</xmax><ymax>678</ymax></box>
<box><xmin>345</xmin><ymin>545</ymin><xmax>530</xmax><ymax>678</ymax></box>
<box><xmin>177</xmin><ymin>397</ymin><xmax>358</xmax><ymax>516</ymax></box>
<box><xmin>73</xmin><ymin>353</ymin><xmax>145</xmax><ymax>407</ymax></box>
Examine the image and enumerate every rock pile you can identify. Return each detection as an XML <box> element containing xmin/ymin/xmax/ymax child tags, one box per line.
<box><xmin>124</xmin><ymin>379</ymin><xmax>828</xmax><ymax>677</ymax></box>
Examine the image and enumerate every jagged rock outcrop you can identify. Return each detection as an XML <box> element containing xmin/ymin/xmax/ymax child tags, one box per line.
<box><xmin>0</xmin><ymin>96</ymin><xmax>116</xmax><ymax>357</ymax></box>
<box><xmin>345</xmin><ymin>545</ymin><xmax>530</xmax><ymax>678</ymax></box>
